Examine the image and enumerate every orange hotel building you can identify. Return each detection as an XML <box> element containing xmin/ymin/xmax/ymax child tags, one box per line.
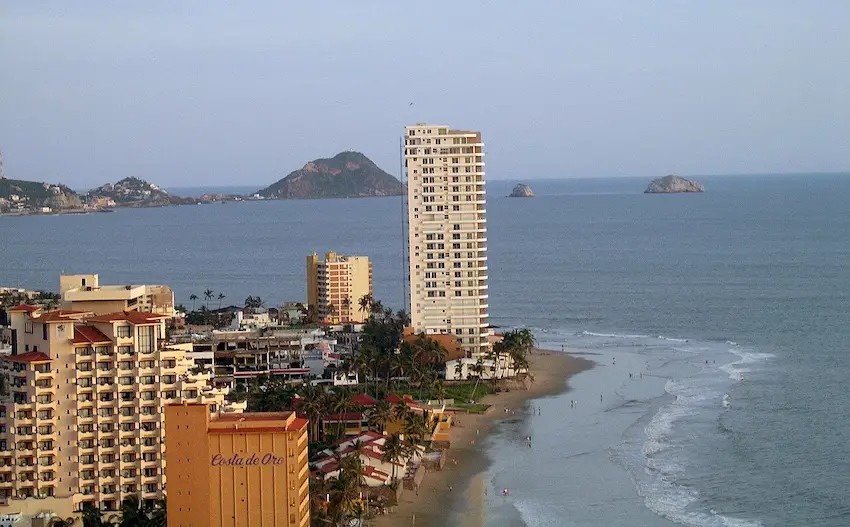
<box><xmin>165</xmin><ymin>403</ymin><xmax>310</xmax><ymax>527</ymax></box>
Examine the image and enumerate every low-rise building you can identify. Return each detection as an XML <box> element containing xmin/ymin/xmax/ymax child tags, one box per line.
<box><xmin>312</xmin><ymin>431</ymin><xmax>424</xmax><ymax>487</ymax></box>
<box><xmin>165</xmin><ymin>403</ymin><xmax>309</xmax><ymax>527</ymax></box>
<box><xmin>59</xmin><ymin>274</ymin><xmax>174</xmax><ymax>317</ymax></box>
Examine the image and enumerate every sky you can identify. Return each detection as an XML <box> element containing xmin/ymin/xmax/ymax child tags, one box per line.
<box><xmin>2</xmin><ymin>1</ymin><xmax>849</xmax><ymax>189</ymax></box>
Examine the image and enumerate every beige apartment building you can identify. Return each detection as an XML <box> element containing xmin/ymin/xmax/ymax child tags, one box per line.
<box><xmin>306</xmin><ymin>252</ymin><xmax>372</xmax><ymax>323</ymax></box>
<box><xmin>404</xmin><ymin>124</ymin><xmax>490</xmax><ymax>356</ymax></box>
<box><xmin>59</xmin><ymin>274</ymin><xmax>174</xmax><ymax>317</ymax></box>
<box><xmin>0</xmin><ymin>305</ymin><xmax>234</xmax><ymax>518</ymax></box>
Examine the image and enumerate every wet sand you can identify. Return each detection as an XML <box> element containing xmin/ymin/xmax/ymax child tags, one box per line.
<box><xmin>371</xmin><ymin>349</ymin><xmax>593</xmax><ymax>527</ymax></box>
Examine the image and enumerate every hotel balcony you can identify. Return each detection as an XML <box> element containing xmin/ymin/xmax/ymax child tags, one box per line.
<box><xmin>33</xmin><ymin>370</ymin><xmax>54</xmax><ymax>382</ymax></box>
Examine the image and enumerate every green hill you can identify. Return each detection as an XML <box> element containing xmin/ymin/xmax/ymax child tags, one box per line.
<box><xmin>257</xmin><ymin>151</ymin><xmax>402</xmax><ymax>199</ymax></box>
<box><xmin>0</xmin><ymin>178</ymin><xmax>82</xmax><ymax>211</ymax></box>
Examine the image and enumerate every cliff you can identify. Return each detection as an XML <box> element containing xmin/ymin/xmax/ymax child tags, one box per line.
<box><xmin>257</xmin><ymin>151</ymin><xmax>402</xmax><ymax>199</ymax></box>
<box><xmin>0</xmin><ymin>178</ymin><xmax>82</xmax><ymax>211</ymax></box>
<box><xmin>645</xmin><ymin>175</ymin><xmax>705</xmax><ymax>194</ymax></box>
<box><xmin>508</xmin><ymin>183</ymin><xmax>534</xmax><ymax>197</ymax></box>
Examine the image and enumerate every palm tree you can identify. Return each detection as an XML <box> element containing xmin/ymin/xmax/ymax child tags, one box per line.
<box><xmin>331</xmin><ymin>390</ymin><xmax>358</xmax><ymax>439</ymax></box>
<box><xmin>189</xmin><ymin>294</ymin><xmax>198</xmax><ymax>311</ymax></box>
<box><xmin>216</xmin><ymin>293</ymin><xmax>226</xmax><ymax>310</ymax></box>
<box><xmin>358</xmin><ymin>294</ymin><xmax>373</xmax><ymax>316</ymax></box>
<box><xmin>81</xmin><ymin>503</ymin><xmax>115</xmax><ymax>527</ymax></box>
<box><xmin>381</xmin><ymin>433</ymin><xmax>406</xmax><ymax>482</ymax></box>
<box><xmin>299</xmin><ymin>384</ymin><xmax>327</xmax><ymax>442</ymax></box>
<box><xmin>403</xmin><ymin>413</ymin><xmax>430</xmax><ymax>445</ymax></box>
<box><xmin>118</xmin><ymin>495</ymin><xmax>147</xmax><ymax>527</ymax></box>
<box><xmin>367</xmin><ymin>400</ymin><xmax>392</xmax><ymax>433</ymax></box>
<box><xmin>203</xmin><ymin>289</ymin><xmax>214</xmax><ymax>309</ymax></box>
<box><xmin>454</xmin><ymin>360</ymin><xmax>464</xmax><ymax>380</ymax></box>
<box><xmin>434</xmin><ymin>379</ymin><xmax>446</xmax><ymax>402</ymax></box>
<box><xmin>147</xmin><ymin>499</ymin><xmax>167</xmax><ymax>527</ymax></box>
<box><xmin>306</xmin><ymin>304</ymin><xmax>319</xmax><ymax>324</ymax></box>
<box><xmin>469</xmin><ymin>357</ymin><xmax>486</xmax><ymax>401</ymax></box>
<box><xmin>392</xmin><ymin>401</ymin><xmax>411</xmax><ymax>423</ymax></box>
<box><xmin>412</xmin><ymin>334</ymin><xmax>447</xmax><ymax>366</ymax></box>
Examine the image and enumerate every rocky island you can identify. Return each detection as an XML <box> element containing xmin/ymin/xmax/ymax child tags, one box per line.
<box><xmin>645</xmin><ymin>175</ymin><xmax>705</xmax><ymax>194</ymax></box>
<box><xmin>256</xmin><ymin>151</ymin><xmax>402</xmax><ymax>199</ymax></box>
<box><xmin>508</xmin><ymin>183</ymin><xmax>534</xmax><ymax>198</ymax></box>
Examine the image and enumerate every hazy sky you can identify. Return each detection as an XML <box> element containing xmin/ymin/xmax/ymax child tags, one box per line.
<box><xmin>2</xmin><ymin>1</ymin><xmax>849</xmax><ymax>189</ymax></box>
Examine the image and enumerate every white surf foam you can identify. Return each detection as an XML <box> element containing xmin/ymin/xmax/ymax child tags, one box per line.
<box><xmin>720</xmin><ymin>348</ymin><xmax>774</xmax><ymax>382</ymax></box>
<box><xmin>658</xmin><ymin>335</ymin><xmax>689</xmax><ymax>342</ymax></box>
<box><xmin>722</xmin><ymin>394</ymin><xmax>731</xmax><ymax>409</ymax></box>
<box><xmin>580</xmin><ymin>330</ymin><xmax>650</xmax><ymax>339</ymax></box>
<box><xmin>635</xmin><ymin>376</ymin><xmax>763</xmax><ymax>526</ymax></box>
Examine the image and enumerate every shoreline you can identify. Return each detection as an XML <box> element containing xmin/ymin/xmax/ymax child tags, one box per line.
<box><xmin>371</xmin><ymin>349</ymin><xmax>594</xmax><ymax>527</ymax></box>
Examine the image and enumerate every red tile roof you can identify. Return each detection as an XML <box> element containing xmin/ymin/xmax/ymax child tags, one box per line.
<box><xmin>6</xmin><ymin>305</ymin><xmax>39</xmax><ymax>313</ymax></box>
<box><xmin>6</xmin><ymin>352</ymin><xmax>51</xmax><ymax>363</ymax></box>
<box><xmin>385</xmin><ymin>394</ymin><xmax>404</xmax><ymax>404</ymax></box>
<box><xmin>36</xmin><ymin>310</ymin><xmax>90</xmax><ymax>322</ymax></box>
<box><xmin>86</xmin><ymin>311</ymin><xmax>168</xmax><ymax>324</ymax></box>
<box><xmin>73</xmin><ymin>326</ymin><xmax>112</xmax><ymax>345</ymax></box>
<box><xmin>352</xmin><ymin>393</ymin><xmax>378</xmax><ymax>407</ymax></box>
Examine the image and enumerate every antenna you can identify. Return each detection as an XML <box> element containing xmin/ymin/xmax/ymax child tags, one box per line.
<box><xmin>0</xmin><ymin>149</ymin><xmax>5</xmax><ymax>180</ymax></box>
<box><xmin>399</xmin><ymin>135</ymin><xmax>409</xmax><ymax>317</ymax></box>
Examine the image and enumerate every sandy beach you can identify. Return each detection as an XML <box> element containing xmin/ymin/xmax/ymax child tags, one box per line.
<box><xmin>371</xmin><ymin>349</ymin><xmax>594</xmax><ymax>527</ymax></box>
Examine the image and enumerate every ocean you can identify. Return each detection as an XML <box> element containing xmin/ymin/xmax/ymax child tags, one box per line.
<box><xmin>2</xmin><ymin>174</ymin><xmax>849</xmax><ymax>526</ymax></box>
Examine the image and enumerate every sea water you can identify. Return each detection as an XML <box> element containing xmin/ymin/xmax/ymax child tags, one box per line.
<box><xmin>2</xmin><ymin>174</ymin><xmax>849</xmax><ymax>525</ymax></box>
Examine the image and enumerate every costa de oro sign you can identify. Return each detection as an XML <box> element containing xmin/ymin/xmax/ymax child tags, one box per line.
<box><xmin>211</xmin><ymin>453</ymin><xmax>285</xmax><ymax>467</ymax></box>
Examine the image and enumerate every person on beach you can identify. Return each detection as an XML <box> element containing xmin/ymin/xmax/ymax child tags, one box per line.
<box><xmin>601</xmin><ymin>394</ymin><xmax>603</xmax><ymax>402</ymax></box>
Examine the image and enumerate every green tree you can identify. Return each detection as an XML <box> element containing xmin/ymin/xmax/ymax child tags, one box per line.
<box><xmin>203</xmin><ymin>288</ymin><xmax>214</xmax><ymax>309</ymax></box>
<box><xmin>366</xmin><ymin>400</ymin><xmax>392</xmax><ymax>434</ymax></box>
<box><xmin>298</xmin><ymin>384</ymin><xmax>327</xmax><ymax>442</ymax></box>
<box><xmin>331</xmin><ymin>390</ymin><xmax>358</xmax><ymax>439</ymax></box>
<box><xmin>81</xmin><ymin>503</ymin><xmax>115</xmax><ymax>527</ymax></box>
<box><xmin>216</xmin><ymin>293</ymin><xmax>226</xmax><ymax>310</ymax></box>
<box><xmin>358</xmin><ymin>294</ymin><xmax>373</xmax><ymax>316</ymax></box>
<box><xmin>381</xmin><ymin>433</ymin><xmax>406</xmax><ymax>482</ymax></box>
<box><xmin>246</xmin><ymin>375</ymin><xmax>296</xmax><ymax>412</ymax></box>
<box><xmin>189</xmin><ymin>294</ymin><xmax>198</xmax><ymax>311</ymax></box>
<box><xmin>469</xmin><ymin>357</ymin><xmax>486</xmax><ymax>401</ymax></box>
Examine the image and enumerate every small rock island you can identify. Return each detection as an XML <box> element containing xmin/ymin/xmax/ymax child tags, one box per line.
<box><xmin>645</xmin><ymin>175</ymin><xmax>704</xmax><ymax>194</ymax></box>
<box><xmin>508</xmin><ymin>183</ymin><xmax>534</xmax><ymax>197</ymax></box>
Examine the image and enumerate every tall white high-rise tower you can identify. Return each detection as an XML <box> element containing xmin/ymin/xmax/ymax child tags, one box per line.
<box><xmin>404</xmin><ymin>124</ymin><xmax>490</xmax><ymax>356</ymax></box>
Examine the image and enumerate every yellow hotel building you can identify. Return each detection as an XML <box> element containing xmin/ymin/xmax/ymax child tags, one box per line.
<box><xmin>0</xmin><ymin>302</ymin><xmax>235</xmax><ymax>518</ymax></box>
<box><xmin>306</xmin><ymin>251</ymin><xmax>372</xmax><ymax>323</ymax></box>
<box><xmin>166</xmin><ymin>403</ymin><xmax>310</xmax><ymax>527</ymax></box>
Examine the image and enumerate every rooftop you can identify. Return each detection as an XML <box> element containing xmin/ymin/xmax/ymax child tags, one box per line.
<box><xmin>73</xmin><ymin>326</ymin><xmax>112</xmax><ymax>345</ymax></box>
<box><xmin>5</xmin><ymin>351</ymin><xmax>51</xmax><ymax>363</ymax></box>
<box><xmin>87</xmin><ymin>311</ymin><xmax>169</xmax><ymax>324</ymax></box>
<box><xmin>34</xmin><ymin>310</ymin><xmax>91</xmax><ymax>322</ymax></box>
<box><xmin>6</xmin><ymin>305</ymin><xmax>39</xmax><ymax>313</ymax></box>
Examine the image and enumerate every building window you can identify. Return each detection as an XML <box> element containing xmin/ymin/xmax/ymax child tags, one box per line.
<box><xmin>117</xmin><ymin>326</ymin><xmax>131</xmax><ymax>338</ymax></box>
<box><xmin>137</xmin><ymin>327</ymin><xmax>154</xmax><ymax>353</ymax></box>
